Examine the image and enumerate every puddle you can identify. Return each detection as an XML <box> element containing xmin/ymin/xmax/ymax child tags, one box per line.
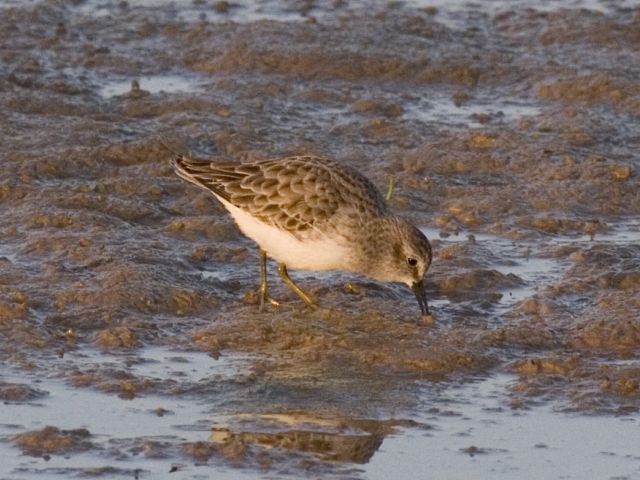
<box><xmin>0</xmin><ymin>241</ymin><xmax>25</xmax><ymax>271</ymax></box>
<box><xmin>297</xmin><ymin>89</ymin><xmax>544</xmax><ymax>131</ymax></box>
<box><xmin>557</xmin><ymin>218</ymin><xmax>640</xmax><ymax>245</ymax></box>
<box><xmin>364</xmin><ymin>374</ymin><xmax>640</xmax><ymax>480</ymax></box>
<box><xmin>99</xmin><ymin>75</ymin><xmax>203</xmax><ymax>98</ymax></box>
<box><xmin>421</xmin><ymin>217</ymin><xmax>640</xmax><ymax>310</ymax></box>
<box><xmin>3</xmin><ymin>361</ymin><xmax>639</xmax><ymax>479</ymax></box>
<box><xmin>0</xmin><ymin>347</ymin><xmax>259</xmax><ymax>479</ymax></box>
<box><xmin>73</xmin><ymin>0</ymin><xmax>316</xmax><ymax>23</ymax></box>
<box><xmin>0</xmin><ymin>246</ymin><xmax>17</xmax><ymax>265</ymax></box>
<box><xmin>0</xmin><ymin>0</ymin><xmax>30</xmax><ymax>7</ymax></box>
<box><xmin>404</xmin><ymin>97</ymin><xmax>541</xmax><ymax>129</ymax></box>
<box><xmin>68</xmin><ymin>0</ymin><xmax>637</xmax><ymax>24</ymax></box>
<box><xmin>423</xmin><ymin>228</ymin><xmax>564</xmax><ymax>309</ymax></box>
<box><xmin>407</xmin><ymin>0</ymin><xmax>639</xmax><ymax>14</ymax></box>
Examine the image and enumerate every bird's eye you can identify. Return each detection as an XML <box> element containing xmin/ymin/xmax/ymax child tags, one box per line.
<box><xmin>407</xmin><ymin>257</ymin><xmax>418</xmax><ymax>267</ymax></box>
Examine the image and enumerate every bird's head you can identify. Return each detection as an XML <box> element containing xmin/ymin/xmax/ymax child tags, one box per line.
<box><xmin>363</xmin><ymin>217</ymin><xmax>432</xmax><ymax>316</ymax></box>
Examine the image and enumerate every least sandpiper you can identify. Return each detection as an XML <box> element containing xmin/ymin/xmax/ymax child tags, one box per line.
<box><xmin>172</xmin><ymin>154</ymin><xmax>433</xmax><ymax>316</ymax></box>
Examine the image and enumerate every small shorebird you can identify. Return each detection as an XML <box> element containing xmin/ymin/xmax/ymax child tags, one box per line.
<box><xmin>172</xmin><ymin>154</ymin><xmax>432</xmax><ymax>316</ymax></box>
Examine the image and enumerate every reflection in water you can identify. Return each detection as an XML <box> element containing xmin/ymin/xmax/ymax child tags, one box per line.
<box><xmin>212</xmin><ymin>428</ymin><xmax>383</xmax><ymax>463</ymax></box>
<box><xmin>210</xmin><ymin>414</ymin><xmax>425</xmax><ymax>464</ymax></box>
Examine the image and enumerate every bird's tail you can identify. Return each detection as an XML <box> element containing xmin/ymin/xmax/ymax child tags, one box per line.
<box><xmin>171</xmin><ymin>154</ymin><xmax>211</xmax><ymax>189</ymax></box>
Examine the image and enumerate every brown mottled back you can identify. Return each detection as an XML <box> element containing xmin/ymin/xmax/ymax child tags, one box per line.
<box><xmin>173</xmin><ymin>155</ymin><xmax>389</xmax><ymax>234</ymax></box>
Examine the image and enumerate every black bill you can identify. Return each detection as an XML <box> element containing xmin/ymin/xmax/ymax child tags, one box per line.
<box><xmin>411</xmin><ymin>280</ymin><xmax>430</xmax><ymax>316</ymax></box>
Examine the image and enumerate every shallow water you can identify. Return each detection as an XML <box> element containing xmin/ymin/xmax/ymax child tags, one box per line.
<box><xmin>404</xmin><ymin>96</ymin><xmax>542</xmax><ymax>129</ymax></box>
<box><xmin>65</xmin><ymin>0</ymin><xmax>640</xmax><ymax>24</ymax></box>
<box><xmin>368</xmin><ymin>376</ymin><xmax>640</xmax><ymax>480</ymax></box>
<box><xmin>99</xmin><ymin>75</ymin><xmax>205</xmax><ymax>98</ymax></box>
<box><xmin>4</xmin><ymin>353</ymin><xmax>640</xmax><ymax>479</ymax></box>
<box><xmin>1</xmin><ymin>0</ymin><xmax>639</xmax><ymax>478</ymax></box>
<box><xmin>1</xmin><ymin>348</ymin><xmax>258</xmax><ymax>479</ymax></box>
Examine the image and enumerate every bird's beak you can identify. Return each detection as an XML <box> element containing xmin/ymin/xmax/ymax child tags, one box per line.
<box><xmin>411</xmin><ymin>280</ymin><xmax>430</xmax><ymax>316</ymax></box>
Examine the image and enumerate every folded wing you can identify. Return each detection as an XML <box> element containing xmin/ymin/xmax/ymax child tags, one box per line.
<box><xmin>172</xmin><ymin>155</ymin><xmax>388</xmax><ymax>234</ymax></box>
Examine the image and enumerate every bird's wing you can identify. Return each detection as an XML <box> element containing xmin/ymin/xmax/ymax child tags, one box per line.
<box><xmin>173</xmin><ymin>155</ymin><xmax>388</xmax><ymax>234</ymax></box>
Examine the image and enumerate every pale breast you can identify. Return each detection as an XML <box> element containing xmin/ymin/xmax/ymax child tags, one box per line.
<box><xmin>218</xmin><ymin>197</ymin><xmax>357</xmax><ymax>271</ymax></box>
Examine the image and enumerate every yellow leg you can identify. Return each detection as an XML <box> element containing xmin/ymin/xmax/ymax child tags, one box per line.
<box><xmin>258</xmin><ymin>249</ymin><xmax>280</xmax><ymax>312</ymax></box>
<box><xmin>385</xmin><ymin>176</ymin><xmax>394</xmax><ymax>203</ymax></box>
<box><xmin>276</xmin><ymin>263</ymin><xmax>317</xmax><ymax>309</ymax></box>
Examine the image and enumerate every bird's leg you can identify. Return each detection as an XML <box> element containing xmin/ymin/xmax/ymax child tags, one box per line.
<box><xmin>276</xmin><ymin>263</ymin><xmax>317</xmax><ymax>309</ymax></box>
<box><xmin>385</xmin><ymin>176</ymin><xmax>394</xmax><ymax>203</ymax></box>
<box><xmin>258</xmin><ymin>249</ymin><xmax>280</xmax><ymax>311</ymax></box>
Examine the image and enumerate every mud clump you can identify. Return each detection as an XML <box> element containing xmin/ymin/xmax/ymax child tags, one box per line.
<box><xmin>93</xmin><ymin>327</ymin><xmax>139</xmax><ymax>350</ymax></box>
<box><xmin>513</xmin><ymin>356</ymin><xmax>582</xmax><ymax>376</ymax></box>
<box><xmin>182</xmin><ymin>441</ymin><xmax>220</xmax><ymax>461</ymax></box>
<box><xmin>0</xmin><ymin>302</ymin><xmax>28</xmax><ymax>320</ymax></box>
<box><xmin>67</xmin><ymin>365</ymin><xmax>179</xmax><ymax>399</ymax></box>
<box><xmin>481</xmin><ymin>321</ymin><xmax>555</xmax><ymax>349</ymax></box>
<box><xmin>0</xmin><ymin>382</ymin><xmax>47</xmax><ymax>401</ymax></box>
<box><xmin>572</xmin><ymin>319</ymin><xmax>640</xmax><ymax>350</ymax></box>
<box><xmin>436</xmin><ymin>269</ymin><xmax>523</xmax><ymax>302</ymax></box>
<box><xmin>517</xmin><ymin>298</ymin><xmax>556</xmax><ymax>316</ymax></box>
<box><xmin>13</xmin><ymin>426</ymin><xmax>92</xmax><ymax>456</ymax></box>
<box><xmin>599</xmin><ymin>273</ymin><xmax>640</xmax><ymax>290</ymax></box>
<box><xmin>537</xmin><ymin>73</ymin><xmax>640</xmax><ymax>113</ymax></box>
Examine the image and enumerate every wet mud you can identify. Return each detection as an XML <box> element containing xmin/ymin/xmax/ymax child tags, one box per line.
<box><xmin>1</xmin><ymin>0</ymin><xmax>639</xmax><ymax>478</ymax></box>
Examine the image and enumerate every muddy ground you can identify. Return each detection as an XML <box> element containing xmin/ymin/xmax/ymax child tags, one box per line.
<box><xmin>1</xmin><ymin>0</ymin><xmax>639</xmax><ymax>477</ymax></box>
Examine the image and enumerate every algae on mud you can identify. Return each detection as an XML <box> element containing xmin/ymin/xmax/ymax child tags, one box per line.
<box><xmin>1</xmin><ymin>0</ymin><xmax>640</xmax><ymax>478</ymax></box>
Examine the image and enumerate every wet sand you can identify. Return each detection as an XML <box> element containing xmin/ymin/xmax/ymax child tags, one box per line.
<box><xmin>1</xmin><ymin>0</ymin><xmax>639</xmax><ymax>478</ymax></box>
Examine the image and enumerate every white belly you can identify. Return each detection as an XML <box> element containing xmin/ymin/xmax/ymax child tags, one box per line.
<box><xmin>218</xmin><ymin>198</ymin><xmax>355</xmax><ymax>271</ymax></box>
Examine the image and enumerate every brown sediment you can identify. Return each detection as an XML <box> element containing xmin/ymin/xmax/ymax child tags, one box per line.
<box><xmin>0</xmin><ymin>3</ymin><xmax>639</xmax><ymax>475</ymax></box>
<box><xmin>0</xmin><ymin>382</ymin><xmax>47</xmax><ymax>401</ymax></box>
<box><xmin>13</xmin><ymin>426</ymin><xmax>92</xmax><ymax>456</ymax></box>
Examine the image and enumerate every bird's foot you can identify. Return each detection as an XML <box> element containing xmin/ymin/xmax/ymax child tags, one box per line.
<box><xmin>259</xmin><ymin>293</ymin><xmax>281</xmax><ymax>312</ymax></box>
<box><xmin>244</xmin><ymin>288</ymin><xmax>280</xmax><ymax>310</ymax></box>
<box><xmin>244</xmin><ymin>284</ymin><xmax>318</xmax><ymax>312</ymax></box>
<box><xmin>256</xmin><ymin>283</ymin><xmax>280</xmax><ymax>312</ymax></box>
